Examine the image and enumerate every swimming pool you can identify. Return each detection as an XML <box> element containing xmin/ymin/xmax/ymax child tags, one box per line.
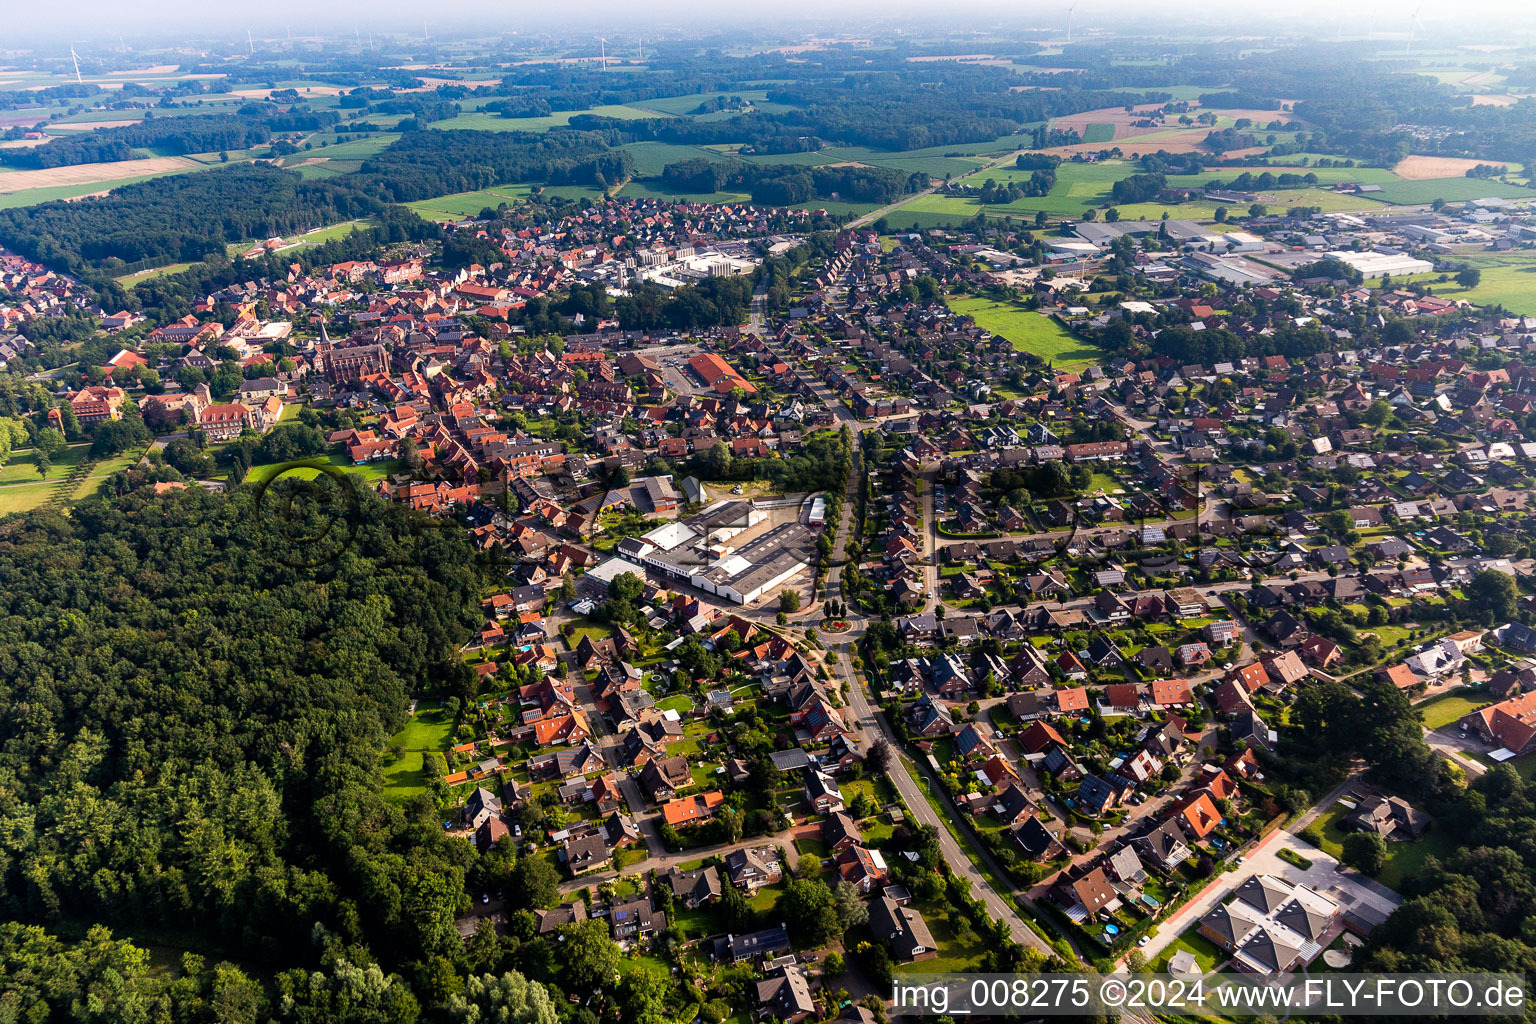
<box><xmin>1104</xmin><ymin>923</ymin><xmax>1121</xmax><ymax>936</ymax></box>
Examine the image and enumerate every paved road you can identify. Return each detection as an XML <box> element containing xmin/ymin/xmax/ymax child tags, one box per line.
<box><xmin>556</xmin><ymin>832</ymin><xmax>790</xmax><ymax>896</ymax></box>
<box><xmin>835</xmin><ymin>648</ymin><xmax>1058</xmax><ymax>957</ymax></box>
<box><xmin>845</xmin><ymin>144</ymin><xmax>1035</xmax><ymax>231</ymax></box>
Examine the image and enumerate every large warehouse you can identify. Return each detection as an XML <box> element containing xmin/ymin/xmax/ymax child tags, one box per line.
<box><xmin>1325</xmin><ymin>250</ymin><xmax>1434</xmax><ymax>280</ymax></box>
<box><xmin>583</xmin><ymin>505</ymin><xmax>815</xmax><ymax>606</ymax></box>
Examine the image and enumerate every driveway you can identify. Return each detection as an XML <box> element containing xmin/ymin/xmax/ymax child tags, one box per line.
<box><xmin>1137</xmin><ymin>826</ymin><xmax>1401</xmax><ymax>964</ymax></box>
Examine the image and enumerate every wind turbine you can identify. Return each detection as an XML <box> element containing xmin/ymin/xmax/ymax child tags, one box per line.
<box><xmin>247</xmin><ymin>29</ymin><xmax>254</xmax><ymax>54</ymax></box>
<box><xmin>1067</xmin><ymin>2</ymin><xmax>1079</xmax><ymax>44</ymax></box>
<box><xmin>69</xmin><ymin>46</ymin><xmax>83</xmax><ymax>85</ymax></box>
<box><xmin>599</xmin><ymin>37</ymin><xmax>607</xmax><ymax>70</ymax></box>
<box><xmin>1404</xmin><ymin>2</ymin><xmax>1425</xmax><ymax>54</ymax></box>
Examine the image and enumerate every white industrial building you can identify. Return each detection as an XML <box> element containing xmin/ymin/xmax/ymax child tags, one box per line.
<box><xmin>585</xmin><ymin>502</ymin><xmax>815</xmax><ymax>606</ymax></box>
<box><xmin>1325</xmin><ymin>250</ymin><xmax>1433</xmax><ymax>279</ymax></box>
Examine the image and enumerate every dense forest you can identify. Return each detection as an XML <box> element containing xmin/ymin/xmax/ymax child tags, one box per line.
<box><xmin>353</xmin><ymin>130</ymin><xmax>632</xmax><ymax>202</ymax></box>
<box><xmin>661</xmin><ymin>157</ymin><xmax>923</xmax><ymax>204</ymax></box>
<box><xmin>0</xmin><ymin>485</ymin><xmax>488</xmax><ymax>1004</ymax></box>
<box><xmin>0</xmin><ymin>164</ymin><xmax>382</xmax><ymax>278</ymax></box>
<box><xmin>560</xmin><ymin>64</ymin><xmax>1165</xmax><ymax>153</ymax></box>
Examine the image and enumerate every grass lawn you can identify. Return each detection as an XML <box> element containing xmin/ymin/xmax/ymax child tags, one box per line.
<box><xmin>1417</xmin><ymin>690</ymin><xmax>1488</xmax><ymax>731</ymax></box>
<box><xmin>0</xmin><ymin>482</ymin><xmax>54</xmax><ymax>516</ymax></box>
<box><xmin>117</xmin><ymin>262</ymin><xmax>197</xmax><ymax>287</ymax></box>
<box><xmin>945</xmin><ymin>295</ymin><xmax>1100</xmax><ymax>372</ymax></box>
<box><xmin>618</xmin><ymin>141</ymin><xmax>734</xmax><ymax>176</ymax></box>
<box><xmin>1382</xmin><ymin>253</ymin><xmax>1536</xmax><ymax>316</ymax></box>
<box><xmin>793</xmin><ymin>837</ymin><xmax>829</xmax><ymax>859</ymax></box>
<box><xmin>748</xmin><ymin>883</ymin><xmax>785</xmax><ymax>913</ymax></box>
<box><xmin>668</xmin><ymin>904</ymin><xmax>723</xmax><ymax>940</ymax></box>
<box><xmin>892</xmin><ymin>899</ymin><xmax>987</xmax><ymax>974</ymax></box>
<box><xmin>1150</xmin><ymin>926</ymin><xmax>1227</xmax><ymax>973</ymax></box>
<box><xmin>1300</xmin><ymin>800</ymin><xmax>1452</xmax><ymax>891</ymax></box>
<box><xmin>617</xmin><ymin>953</ymin><xmax>672</xmax><ymax>979</ymax></box>
<box><xmin>566</xmin><ymin>622</ymin><xmax>618</xmax><ymax>648</ymax></box>
<box><xmin>656</xmin><ymin>694</ymin><xmax>695</xmax><ymax>714</ymax></box>
<box><xmin>841</xmin><ymin>775</ymin><xmax>896</xmax><ymax>809</ymax></box>
<box><xmin>70</xmin><ymin>450</ymin><xmax>143</xmax><ymax>501</ymax></box>
<box><xmin>246</xmin><ymin>453</ymin><xmax>401</xmax><ymax>485</ymax></box>
<box><xmin>405</xmin><ymin>186</ymin><xmax>537</xmax><ymax>221</ymax></box>
<box><xmin>381</xmin><ymin>706</ymin><xmax>455</xmax><ymax>803</ymax></box>
<box><xmin>0</xmin><ymin>443</ymin><xmax>91</xmax><ymax>485</ymax></box>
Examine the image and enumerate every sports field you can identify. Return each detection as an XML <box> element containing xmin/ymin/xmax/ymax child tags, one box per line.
<box><xmin>946</xmin><ymin>295</ymin><xmax>1101</xmax><ymax>371</ymax></box>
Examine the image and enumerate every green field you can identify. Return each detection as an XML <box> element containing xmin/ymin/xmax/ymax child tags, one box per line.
<box><xmin>406</xmin><ymin>183</ymin><xmax>607</xmax><ymax>221</ymax></box>
<box><xmin>117</xmin><ymin>262</ymin><xmax>198</xmax><ymax>287</ymax></box>
<box><xmin>618</xmin><ymin>179</ymin><xmax>752</xmax><ymax>205</ymax></box>
<box><xmin>1368</xmin><ymin>252</ymin><xmax>1536</xmax><ymax>315</ymax></box>
<box><xmin>620</xmin><ymin>141</ymin><xmax>733</xmax><ymax>177</ymax></box>
<box><xmin>1081</xmin><ymin>124</ymin><xmax>1116</xmax><ymax>144</ymax></box>
<box><xmin>0</xmin><ymin>443</ymin><xmax>90</xmax><ymax>485</ymax></box>
<box><xmin>624</xmin><ymin>89</ymin><xmax>789</xmax><ymax>117</ymax></box>
<box><xmin>71</xmin><ymin>450</ymin><xmax>143</xmax><ymax>501</ymax></box>
<box><xmin>0</xmin><ymin>169</ymin><xmax>201</xmax><ymax>210</ymax></box>
<box><xmin>945</xmin><ymin>295</ymin><xmax>1101</xmax><ymax>371</ymax></box>
<box><xmin>737</xmin><ymin>136</ymin><xmax>1025</xmax><ymax>178</ymax></box>
<box><xmin>279</xmin><ymin>132</ymin><xmax>401</xmax><ymax>175</ymax></box>
<box><xmin>1368</xmin><ymin>176</ymin><xmax>1534</xmax><ymax>206</ymax></box>
<box><xmin>382</xmin><ymin>707</ymin><xmax>455</xmax><ymax>802</ymax></box>
<box><xmin>247</xmin><ymin>453</ymin><xmax>402</xmax><ymax>485</ymax></box>
<box><xmin>430</xmin><ymin>105</ymin><xmax>656</xmax><ymax>133</ymax></box>
<box><xmin>890</xmin><ymin>898</ymin><xmax>988</xmax><ymax>974</ymax></box>
<box><xmin>0</xmin><ymin>482</ymin><xmax>54</xmax><ymax>516</ymax></box>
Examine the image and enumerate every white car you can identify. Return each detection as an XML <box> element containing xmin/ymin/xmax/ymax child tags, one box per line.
<box><xmin>1137</xmin><ymin>936</ymin><xmax>1149</xmax><ymax>947</ymax></box>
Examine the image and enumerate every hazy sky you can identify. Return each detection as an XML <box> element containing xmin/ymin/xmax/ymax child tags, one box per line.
<box><xmin>5</xmin><ymin>0</ymin><xmax>1536</xmax><ymax>50</ymax></box>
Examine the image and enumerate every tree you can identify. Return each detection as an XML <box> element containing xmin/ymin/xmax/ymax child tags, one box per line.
<box><xmin>779</xmin><ymin>589</ymin><xmax>802</xmax><ymax>613</ymax></box>
<box><xmin>1342</xmin><ymin>831</ymin><xmax>1387</xmax><ymax>876</ymax></box>
<box><xmin>618</xmin><ymin>964</ymin><xmax>670</xmax><ymax>1024</ymax></box>
<box><xmin>1456</xmin><ymin>267</ymin><xmax>1482</xmax><ymax>289</ymax></box>
<box><xmin>833</xmin><ymin>879</ymin><xmax>868</xmax><ymax>931</ymax></box>
<box><xmin>32</xmin><ymin>426</ymin><xmax>65</xmax><ymax>459</ymax></box>
<box><xmin>1467</xmin><ymin>569</ymin><xmax>1517</xmax><ymax>625</ymax></box>
<box><xmin>31</xmin><ymin>448</ymin><xmax>49</xmax><ymax>478</ymax></box>
<box><xmin>559</xmin><ymin>920</ymin><xmax>621</xmax><ymax>991</ymax></box>
<box><xmin>513</xmin><ymin>856</ymin><xmax>559</xmax><ymax>910</ymax></box>
<box><xmin>779</xmin><ymin>878</ymin><xmax>840</xmax><ymax>946</ymax></box>
<box><xmin>823</xmin><ymin>950</ymin><xmax>846</xmax><ymax>976</ymax></box>
<box><xmin>447</xmin><ymin>971</ymin><xmax>559</xmax><ymax>1024</ymax></box>
<box><xmin>399</xmin><ymin>436</ymin><xmax>424</xmax><ymax>474</ymax></box>
<box><xmin>866</xmin><ymin>739</ymin><xmax>894</xmax><ymax>775</ymax></box>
